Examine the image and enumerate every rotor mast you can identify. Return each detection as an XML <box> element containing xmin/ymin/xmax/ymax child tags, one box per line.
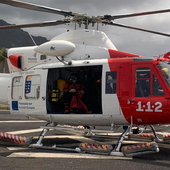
<box><xmin>71</xmin><ymin>14</ymin><xmax>102</xmax><ymax>29</ymax></box>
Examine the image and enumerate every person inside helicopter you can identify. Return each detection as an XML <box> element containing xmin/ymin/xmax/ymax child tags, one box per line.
<box><xmin>152</xmin><ymin>73</ymin><xmax>165</xmax><ymax>96</ymax></box>
<box><xmin>135</xmin><ymin>68</ymin><xmax>150</xmax><ymax>97</ymax></box>
<box><xmin>160</xmin><ymin>67</ymin><xmax>170</xmax><ymax>89</ymax></box>
<box><xmin>159</xmin><ymin>62</ymin><xmax>170</xmax><ymax>88</ymax></box>
<box><xmin>63</xmin><ymin>72</ymin><xmax>88</xmax><ymax>114</ymax></box>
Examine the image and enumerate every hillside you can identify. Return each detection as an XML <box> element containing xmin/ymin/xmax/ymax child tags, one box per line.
<box><xmin>0</xmin><ymin>20</ymin><xmax>48</xmax><ymax>73</ymax></box>
<box><xmin>0</xmin><ymin>20</ymin><xmax>48</xmax><ymax>49</ymax></box>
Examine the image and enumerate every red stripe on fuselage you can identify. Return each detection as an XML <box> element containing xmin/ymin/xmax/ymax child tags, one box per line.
<box><xmin>108</xmin><ymin>49</ymin><xmax>141</xmax><ymax>58</ymax></box>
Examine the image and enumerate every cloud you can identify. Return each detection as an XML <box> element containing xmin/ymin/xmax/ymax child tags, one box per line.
<box><xmin>0</xmin><ymin>0</ymin><xmax>170</xmax><ymax>57</ymax></box>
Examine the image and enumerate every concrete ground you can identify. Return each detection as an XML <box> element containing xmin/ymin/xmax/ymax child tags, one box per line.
<box><xmin>0</xmin><ymin>111</ymin><xmax>170</xmax><ymax>170</ymax></box>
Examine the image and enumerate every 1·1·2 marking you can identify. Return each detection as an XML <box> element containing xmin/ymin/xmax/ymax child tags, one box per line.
<box><xmin>136</xmin><ymin>101</ymin><xmax>162</xmax><ymax>112</ymax></box>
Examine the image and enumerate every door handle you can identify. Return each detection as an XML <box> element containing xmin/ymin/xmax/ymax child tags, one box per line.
<box><xmin>127</xmin><ymin>99</ymin><xmax>135</xmax><ymax>104</ymax></box>
<box><xmin>165</xmin><ymin>97</ymin><xmax>170</xmax><ymax>100</ymax></box>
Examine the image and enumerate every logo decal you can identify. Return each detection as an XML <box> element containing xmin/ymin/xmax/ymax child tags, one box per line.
<box><xmin>50</xmin><ymin>46</ymin><xmax>55</xmax><ymax>50</ymax></box>
<box><xmin>33</xmin><ymin>52</ymin><xmax>37</xmax><ymax>57</ymax></box>
<box><xmin>12</xmin><ymin>101</ymin><xmax>18</xmax><ymax>110</ymax></box>
<box><xmin>25</xmin><ymin>76</ymin><xmax>32</xmax><ymax>94</ymax></box>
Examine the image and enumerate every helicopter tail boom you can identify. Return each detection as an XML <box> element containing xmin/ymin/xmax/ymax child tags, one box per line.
<box><xmin>0</xmin><ymin>74</ymin><xmax>11</xmax><ymax>105</ymax></box>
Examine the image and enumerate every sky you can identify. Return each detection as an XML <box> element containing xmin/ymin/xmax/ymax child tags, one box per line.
<box><xmin>0</xmin><ymin>0</ymin><xmax>170</xmax><ymax>57</ymax></box>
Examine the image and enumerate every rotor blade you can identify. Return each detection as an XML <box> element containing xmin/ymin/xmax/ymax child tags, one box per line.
<box><xmin>103</xmin><ymin>21</ymin><xmax>170</xmax><ymax>37</ymax></box>
<box><xmin>0</xmin><ymin>0</ymin><xmax>73</xmax><ymax>17</ymax></box>
<box><xmin>104</xmin><ymin>9</ymin><xmax>170</xmax><ymax>20</ymax></box>
<box><xmin>0</xmin><ymin>20</ymin><xmax>70</xmax><ymax>29</ymax></box>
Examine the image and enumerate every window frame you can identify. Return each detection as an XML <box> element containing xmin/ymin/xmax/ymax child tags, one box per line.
<box><xmin>135</xmin><ymin>67</ymin><xmax>151</xmax><ymax>97</ymax></box>
<box><xmin>11</xmin><ymin>76</ymin><xmax>24</xmax><ymax>100</ymax></box>
<box><xmin>105</xmin><ymin>71</ymin><xmax>117</xmax><ymax>94</ymax></box>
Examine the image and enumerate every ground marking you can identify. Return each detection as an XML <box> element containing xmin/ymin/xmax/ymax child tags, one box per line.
<box><xmin>7</xmin><ymin>152</ymin><xmax>132</xmax><ymax>160</ymax></box>
<box><xmin>0</xmin><ymin>120</ymin><xmax>45</xmax><ymax>123</ymax></box>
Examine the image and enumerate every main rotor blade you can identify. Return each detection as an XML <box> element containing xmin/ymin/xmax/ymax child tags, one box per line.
<box><xmin>103</xmin><ymin>21</ymin><xmax>170</xmax><ymax>37</ymax></box>
<box><xmin>0</xmin><ymin>20</ymin><xmax>70</xmax><ymax>29</ymax></box>
<box><xmin>104</xmin><ymin>9</ymin><xmax>170</xmax><ymax>20</ymax></box>
<box><xmin>0</xmin><ymin>0</ymin><xmax>73</xmax><ymax>17</ymax></box>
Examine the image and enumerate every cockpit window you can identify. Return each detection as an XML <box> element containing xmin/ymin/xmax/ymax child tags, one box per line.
<box><xmin>158</xmin><ymin>62</ymin><xmax>170</xmax><ymax>88</ymax></box>
<box><xmin>152</xmin><ymin>73</ymin><xmax>165</xmax><ymax>96</ymax></box>
<box><xmin>135</xmin><ymin>68</ymin><xmax>150</xmax><ymax>97</ymax></box>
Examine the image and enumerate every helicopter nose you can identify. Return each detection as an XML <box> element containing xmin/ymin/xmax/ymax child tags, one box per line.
<box><xmin>34</xmin><ymin>40</ymin><xmax>76</xmax><ymax>56</ymax></box>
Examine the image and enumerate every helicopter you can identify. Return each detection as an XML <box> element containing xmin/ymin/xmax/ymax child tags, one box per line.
<box><xmin>1</xmin><ymin>0</ymin><xmax>170</xmax><ymax>156</ymax></box>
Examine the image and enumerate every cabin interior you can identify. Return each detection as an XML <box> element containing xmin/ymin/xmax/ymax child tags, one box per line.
<box><xmin>46</xmin><ymin>65</ymin><xmax>102</xmax><ymax>114</ymax></box>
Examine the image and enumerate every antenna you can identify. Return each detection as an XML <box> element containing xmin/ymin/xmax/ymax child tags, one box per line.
<box><xmin>28</xmin><ymin>33</ymin><xmax>37</xmax><ymax>46</ymax></box>
<box><xmin>56</xmin><ymin>56</ymin><xmax>72</xmax><ymax>65</ymax></box>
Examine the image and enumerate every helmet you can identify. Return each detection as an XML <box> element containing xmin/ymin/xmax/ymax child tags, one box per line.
<box><xmin>161</xmin><ymin>68</ymin><xmax>169</xmax><ymax>75</ymax></box>
<box><xmin>161</xmin><ymin>68</ymin><xmax>169</xmax><ymax>79</ymax></box>
<box><xmin>70</xmin><ymin>72</ymin><xmax>78</xmax><ymax>82</ymax></box>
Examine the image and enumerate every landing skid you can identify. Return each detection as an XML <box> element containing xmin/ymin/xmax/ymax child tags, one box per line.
<box><xmin>128</xmin><ymin>124</ymin><xmax>170</xmax><ymax>143</ymax></box>
<box><xmin>30</xmin><ymin>124</ymin><xmax>160</xmax><ymax>157</ymax></box>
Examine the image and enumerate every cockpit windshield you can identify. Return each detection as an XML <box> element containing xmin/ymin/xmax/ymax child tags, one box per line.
<box><xmin>158</xmin><ymin>61</ymin><xmax>170</xmax><ymax>88</ymax></box>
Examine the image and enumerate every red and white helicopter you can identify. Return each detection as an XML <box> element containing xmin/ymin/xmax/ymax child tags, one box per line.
<box><xmin>1</xmin><ymin>0</ymin><xmax>170</xmax><ymax>156</ymax></box>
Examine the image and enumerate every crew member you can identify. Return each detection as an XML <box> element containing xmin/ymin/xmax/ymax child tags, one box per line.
<box><xmin>161</xmin><ymin>68</ymin><xmax>169</xmax><ymax>79</ymax></box>
<box><xmin>161</xmin><ymin>68</ymin><xmax>170</xmax><ymax>87</ymax></box>
<box><xmin>63</xmin><ymin>72</ymin><xmax>87</xmax><ymax>113</ymax></box>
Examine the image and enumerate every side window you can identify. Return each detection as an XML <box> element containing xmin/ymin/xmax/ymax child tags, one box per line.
<box><xmin>12</xmin><ymin>76</ymin><xmax>23</xmax><ymax>100</ymax></box>
<box><xmin>40</xmin><ymin>55</ymin><xmax>46</xmax><ymax>60</ymax></box>
<box><xmin>152</xmin><ymin>73</ymin><xmax>165</xmax><ymax>96</ymax></box>
<box><xmin>135</xmin><ymin>68</ymin><xmax>150</xmax><ymax>97</ymax></box>
<box><xmin>25</xmin><ymin>75</ymin><xmax>40</xmax><ymax>99</ymax></box>
<box><xmin>106</xmin><ymin>72</ymin><xmax>117</xmax><ymax>94</ymax></box>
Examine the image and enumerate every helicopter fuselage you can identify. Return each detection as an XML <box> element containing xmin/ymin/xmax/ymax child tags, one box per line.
<box><xmin>1</xmin><ymin>30</ymin><xmax>170</xmax><ymax>127</ymax></box>
<box><xmin>2</xmin><ymin>56</ymin><xmax>170</xmax><ymax>127</ymax></box>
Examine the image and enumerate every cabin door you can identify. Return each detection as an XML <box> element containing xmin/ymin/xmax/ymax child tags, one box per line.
<box><xmin>102</xmin><ymin>63</ymin><xmax>120</xmax><ymax>116</ymax></box>
<box><xmin>131</xmin><ymin>64</ymin><xmax>169</xmax><ymax>124</ymax></box>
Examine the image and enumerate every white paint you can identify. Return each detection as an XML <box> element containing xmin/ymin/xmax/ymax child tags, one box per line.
<box><xmin>7</xmin><ymin>152</ymin><xmax>132</xmax><ymax>160</ymax></box>
<box><xmin>7</xmin><ymin>128</ymin><xmax>43</xmax><ymax>134</ymax></box>
<box><xmin>102</xmin><ymin>63</ymin><xmax>128</xmax><ymax>125</ymax></box>
<box><xmin>10</xmin><ymin>69</ymin><xmax>48</xmax><ymax>116</ymax></box>
<box><xmin>7</xmin><ymin>147</ymin><xmax>30</xmax><ymax>151</ymax></box>
<box><xmin>52</xmin><ymin>29</ymin><xmax>117</xmax><ymax>50</ymax></box>
<box><xmin>0</xmin><ymin>120</ymin><xmax>45</xmax><ymax>123</ymax></box>
<box><xmin>35</xmin><ymin>40</ymin><xmax>76</xmax><ymax>56</ymax></box>
<box><xmin>136</xmin><ymin>101</ymin><xmax>163</xmax><ymax>112</ymax></box>
<box><xmin>0</xmin><ymin>74</ymin><xmax>11</xmax><ymax>105</ymax></box>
